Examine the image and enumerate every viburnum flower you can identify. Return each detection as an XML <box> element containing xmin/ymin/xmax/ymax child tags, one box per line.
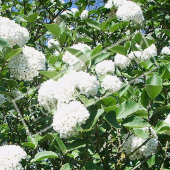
<box><xmin>95</xmin><ymin>60</ymin><xmax>115</xmax><ymax>77</ymax></box>
<box><xmin>47</xmin><ymin>39</ymin><xmax>59</xmax><ymax>48</ymax></box>
<box><xmin>114</xmin><ymin>54</ymin><xmax>131</xmax><ymax>69</ymax></box>
<box><xmin>164</xmin><ymin>114</ymin><xmax>170</xmax><ymax>135</ymax></box>
<box><xmin>71</xmin><ymin>8</ymin><xmax>78</xmax><ymax>15</ymax></box>
<box><xmin>62</xmin><ymin>51</ymin><xmax>85</xmax><ymax>71</ymax></box>
<box><xmin>0</xmin><ymin>16</ymin><xmax>29</xmax><ymax>47</ymax></box>
<box><xmin>9</xmin><ymin>46</ymin><xmax>46</xmax><ymax>81</ymax></box>
<box><xmin>116</xmin><ymin>1</ymin><xmax>144</xmax><ymax>24</ymax></box>
<box><xmin>61</xmin><ymin>10</ymin><xmax>72</xmax><ymax>17</ymax></box>
<box><xmin>161</xmin><ymin>46</ymin><xmax>170</xmax><ymax>55</ymax></box>
<box><xmin>101</xmin><ymin>75</ymin><xmax>123</xmax><ymax>93</ymax></box>
<box><xmin>123</xmin><ymin>127</ymin><xmax>158</xmax><ymax>160</ymax></box>
<box><xmin>0</xmin><ymin>145</ymin><xmax>27</xmax><ymax>170</ymax></box>
<box><xmin>0</xmin><ymin>94</ymin><xmax>6</xmax><ymax>106</ymax></box>
<box><xmin>140</xmin><ymin>44</ymin><xmax>157</xmax><ymax>61</ymax></box>
<box><xmin>52</xmin><ymin>101</ymin><xmax>90</xmax><ymax>138</ymax></box>
<box><xmin>128</xmin><ymin>51</ymin><xmax>142</xmax><ymax>60</ymax></box>
<box><xmin>80</xmin><ymin>10</ymin><xmax>88</xmax><ymax>20</ymax></box>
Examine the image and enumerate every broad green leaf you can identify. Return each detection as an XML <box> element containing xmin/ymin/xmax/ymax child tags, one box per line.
<box><xmin>3</xmin><ymin>47</ymin><xmax>22</xmax><ymax>61</ymax></box>
<box><xmin>117</xmin><ymin>100</ymin><xmax>139</xmax><ymax>119</ymax></box>
<box><xmin>5</xmin><ymin>79</ymin><xmax>18</xmax><ymax>88</ymax></box>
<box><xmin>155</xmin><ymin>121</ymin><xmax>170</xmax><ymax>133</ymax></box>
<box><xmin>0</xmin><ymin>38</ymin><xmax>8</xmax><ymax>50</ymax></box>
<box><xmin>31</xmin><ymin>151</ymin><xmax>58</xmax><ymax>162</ymax></box>
<box><xmin>91</xmin><ymin>44</ymin><xmax>102</xmax><ymax>57</ymax></box>
<box><xmin>27</xmin><ymin>12</ymin><xmax>38</xmax><ymax>22</ymax></box>
<box><xmin>97</xmin><ymin>96</ymin><xmax>117</xmax><ymax>108</ymax></box>
<box><xmin>119</xmin><ymin>84</ymin><xmax>130</xmax><ymax>97</ymax></box>
<box><xmin>147</xmin><ymin>155</ymin><xmax>156</xmax><ymax>168</ymax></box>
<box><xmin>133</xmin><ymin>128</ymin><xmax>149</xmax><ymax>139</ymax></box>
<box><xmin>122</xmin><ymin>116</ymin><xmax>150</xmax><ymax>128</ymax></box>
<box><xmin>59</xmin><ymin>21</ymin><xmax>66</xmax><ymax>34</ymax></box>
<box><xmin>100</xmin><ymin>21</ymin><xmax>109</xmax><ymax>30</ymax></box>
<box><xmin>162</xmin><ymin>29</ymin><xmax>170</xmax><ymax>37</ymax></box>
<box><xmin>45</xmin><ymin>24</ymin><xmax>61</xmax><ymax>37</ymax></box>
<box><xmin>141</xmin><ymin>88</ymin><xmax>149</xmax><ymax>108</ymax></box>
<box><xmin>53</xmin><ymin>134</ymin><xmax>67</xmax><ymax>155</ymax></box>
<box><xmin>109</xmin><ymin>23</ymin><xmax>120</xmax><ymax>32</ymax></box>
<box><xmin>85</xmin><ymin>19</ymin><xmax>100</xmax><ymax>30</ymax></box>
<box><xmin>83</xmin><ymin>161</ymin><xmax>102</xmax><ymax>170</ymax></box>
<box><xmin>23</xmin><ymin>136</ymin><xmax>38</xmax><ymax>149</ymax></box>
<box><xmin>39</xmin><ymin>70</ymin><xmax>60</xmax><ymax>80</ymax></box>
<box><xmin>93</xmin><ymin>52</ymin><xmax>110</xmax><ymax>64</ymax></box>
<box><xmin>145</xmin><ymin>74</ymin><xmax>162</xmax><ymax>99</ymax></box>
<box><xmin>22</xmin><ymin>142</ymin><xmax>36</xmax><ymax>149</ymax></box>
<box><xmin>160</xmin><ymin>63</ymin><xmax>170</xmax><ymax>79</ymax></box>
<box><xmin>76</xmin><ymin>36</ymin><xmax>92</xmax><ymax>42</ymax></box>
<box><xmin>105</xmin><ymin>111</ymin><xmax>121</xmax><ymax>128</ymax></box>
<box><xmin>90</xmin><ymin>109</ymin><xmax>104</xmax><ymax>128</ymax></box>
<box><xmin>67</xmin><ymin>139</ymin><xmax>87</xmax><ymax>151</ymax></box>
<box><xmin>109</xmin><ymin>45</ymin><xmax>127</xmax><ymax>55</ymax></box>
<box><xmin>77</xmin><ymin>94</ymin><xmax>95</xmax><ymax>106</ymax></box>
<box><xmin>60</xmin><ymin>163</ymin><xmax>71</xmax><ymax>170</ymax></box>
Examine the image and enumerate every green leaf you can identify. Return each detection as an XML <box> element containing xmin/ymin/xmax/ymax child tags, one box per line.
<box><xmin>91</xmin><ymin>45</ymin><xmax>102</xmax><ymax>57</ymax></box>
<box><xmin>3</xmin><ymin>47</ymin><xmax>22</xmax><ymax>61</ymax></box>
<box><xmin>162</xmin><ymin>29</ymin><xmax>170</xmax><ymax>37</ymax></box>
<box><xmin>105</xmin><ymin>111</ymin><xmax>121</xmax><ymax>128</ymax></box>
<box><xmin>0</xmin><ymin>38</ymin><xmax>8</xmax><ymax>50</ymax></box>
<box><xmin>83</xmin><ymin>161</ymin><xmax>102</xmax><ymax>170</ymax></box>
<box><xmin>85</xmin><ymin>19</ymin><xmax>100</xmax><ymax>30</ymax></box>
<box><xmin>67</xmin><ymin>139</ymin><xmax>87</xmax><ymax>151</ymax></box>
<box><xmin>117</xmin><ymin>100</ymin><xmax>139</xmax><ymax>119</ymax></box>
<box><xmin>100</xmin><ymin>21</ymin><xmax>109</xmax><ymax>30</ymax></box>
<box><xmin>160</xmin><ymin>63</ymin><xmax>170</xmax><ymax>79</ymax></box>
<box><xmin>77</xmin><ymin>94</ymin><xmax>95</xmax><ymax>106</ymax></box>
<box><xmin>27</xmin><ymin>12</ymin><xmax>39</xmax><ymax>22</ymax></box>
<box><xmin>109</xmin><ymin>45</ymin><xmax>127</xmax><ymax>55</ymax></box>
<box><xmin>76</xmin><ymin>36</ymin><xmax>92</xmax><ymax>42</ymax></box>
<box><xmin>59</xmin><ymin>21</ymin><xmax>66</xmax><ymax>34</ymax></box>
<box><xmin>155</xmin><ymin>121</ymin><xmax>170</xmax><ymax>133</ymax></box>
<box><xmin>5</xmin><ymin>79</ymin><xmax>18</xmax><ymax>88</ymax></box>
<box><xmin>90</xmin><ymin>109</ymin><xmax>104</xmax><ymax>128</ymax></box>
<box><xmin>31</xmin><ymin>151</ymin><xmax>58</xmax><ymax>163</ymax></box>
<box><xmin>133</xmin><ymin>128</ymin><xmax>149</xmax><ymax>139</ymax></box>
<box><xmin>53</xmin><ymin>134</ymin><xmax>67</xmax><ymax>155</ymax></box>
<box><xmin>39</xmin><ymin>70</ymin><xmax>60</xmax><ymax>80</ymax></box>
<box><xmin>141</xmin><ymin>88</ymin><xmax>149</xmax><ymax>108</ymax></box>
<box><xmin>145</xmin><ymin>74</ymin><xmax>162</xmax><ymax>99</ymax></box>
<box><xmin>45</xmin><ymin>24</ymin><xmax>61</xmax><ymax>37</ymax></box>
<box><xmin>60</xmin><ymin>163</ymin><xmax>71</xmax><ymax>170</ymax></box>
<box><xmin>109</xmin><ymin>22</ymin><xmax>120</xmax><ymax>32</ymax></box>
<box><xmin>93</xmin><ymin>52</ymin><xmax>110</xmax><ymax>64</ymax></box>
<box><xmin>122</xmin><ymin>116</ymin><xmax>150</xmax><ymax>128</ymax></box>
<box><xmin>147</xmin><ymin>155</ymin><xmax>156</xmax><ymax>168</ymax></box>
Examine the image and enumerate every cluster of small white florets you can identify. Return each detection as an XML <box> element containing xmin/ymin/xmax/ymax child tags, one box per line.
<box><xmin>9</xmin><ymin>46</ymin><xmax>46</xmax><ymax>81</ymax></box>
<box><xmin>52</xmin><ymin>101</ymin><xmax>90</xmax><ymax>138</ymax></box>
<box><xmin>101</xmin><ymin>75</ymin><xmax>123</xmax><ymax>93</ymax></box>
<box><xmin>114</xmin><ymin>54</ymin><xmax>131</xmax><ymax>69</ymax></box>
<box><xmin>62</xmin><ymin>51</ymin><xmax>85</xmax><ymax>70</ymax></box>
<box><xmin>140</xmin><ymin>44</ymin><xmax>157</xmax><ymax>61</ymax></box>
<box><xmin>80</xmin><ymin>10</ymin><xmax>88</xmax><ymax>20</ymax></box>
<box><xmin>0</xmin><ymin>145</ymin><xmax>27</xmax><ymax>170</ymax></box>
<box><xmin>116</xmin><ymin>1</ymin><xmax>144</xmax><ymax>24</ymax></box>
<box><xmin>0</xmin><ymin>94</ymin><xmax>6</xmax><ymax>106</ymax></box>
<box><xmin>38</xmin><ymin>71</ymin><xmax>99</xmax><ymax>109</ymax></box>
<box><xmin>71</xmin><ymin>43</ymin><xmax>91</xmax><ymax>53</ymax></box>
<box><xmin>123</xmin><ymin>127</ymin><xmax>158</xmax><ymax>160</ymax></box>
<box><xmin>0</xmin><ymin>16</ymin><xmax>29</xmax><ymax>47</ymax></box>
<box><xmin>95</xmin><ymin>60</ymin><xmax>115</xmax><ymax>77</ymax></box>
<box><xmin>105</xmin><ymin>0</ymin><xmax>126</xmax><ymax>8</ymax></box>
<box><xmin>47</xmin><ymin>39</ymin><xmax>59</xmax><ymax>48</ymax></box>
<box><xmin>128</xmin><ymin>51</ymin><xmax>142</xmax><ymax>60</ymax></box>
<box><xmin>164</xmin><ymin>114</ymin><xmax>170</xmax><ymax>135</ymax></box>
<box><xmin>161</xmin><ymin>46</ymin><xmax>170</xmax><ymax>55</ymax></box>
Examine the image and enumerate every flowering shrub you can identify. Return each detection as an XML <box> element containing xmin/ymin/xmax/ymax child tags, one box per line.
<box><xmin>0</xmin><ymin>0</ymin><xmax>170</xmax><ymax>169</ymax></box>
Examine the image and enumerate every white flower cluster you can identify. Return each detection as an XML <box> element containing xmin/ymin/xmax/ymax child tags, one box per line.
<box><xmin>128</xmin><ymin>51</ymin><xmax>142</xmax><ymax>60</ymax></box>
<box><xmin>62</xmin><ymin>51</ymin><xmax>85</xmax><ymax>70</ymax></box>
<box><xmin>47</xmin><ymin>39</ymin><xmax>59</xmax><ymax>48</ymax></box>
<box><xmin>80</xmin><ymin>10</ymin><xmax>88</xmax><ymax>20</ymax></box>
<box><xmin>9</xmin><ymin>46</ymin><xmax>46</xmax><ymax>81</ymax></box>
<box><xmin>95</xmin><ymin>60</ymin><xmax>115</xmax><ymax>77</ymax></box>
<box><xmin>0</xmin><ymin>94</ymin><xmax>6</xmax><ymax>106</ymax></box>
<box><xmin>116</xmin><ymin>1</ymin><xmax>144</xmax><ymax>24</ymax></box>
<box><xmin>0</xmin><ymin>145</ymin><xmax>27</xmax><ymax>170</ymax></box>
<box><xmin>164</xmin><ymin>114</ymin><xmax>170</xmax><ymax>135</ymax></box>
<box><xmin>38</xmin><ymin>71</ymin><xmax>99</xmax><ymax>109</ymax></box>
<box><xmin>123</xmin><ymin>127</ymin><xmax>158</xmax><ymax>160</ymax></box>
<box><xmin>140</xmin><ymin>44</ymin><xmax>157</xmax><ymax>61</ymax></box>
<box><xmin>0</xmin><ymin>16</ymin><xmax>29</xmax><ymax>47</ymax></box>
<box><xmin>105</xmin><ymin>0</ymin><xmax>126</xmax><ymax>8</ymax></box>
<box><xmin>161</xmin><ymin>46</ymin><xmax>170</xmax><ymax>55</ymax></box>
<box><xmin>52</xmin><ymin>101</ymin><xmax>90</xmax><ymax>138</ymax></box>
<box><xmin>114</xmin><ymin>54</ymin><xmax>131</xmax><ymax>69</ymax></box>
<box><xmin>101</xmin><ymin>75</ymin><xmax>123</xmax><ymax>93</ymax></box>
<box><xmin>71</xmin><ymin>43</ymin><xmax>91</xmax><ymax>53</ymax></box>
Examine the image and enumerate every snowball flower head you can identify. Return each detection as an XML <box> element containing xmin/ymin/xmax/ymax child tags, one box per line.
<box><xmin>95</xmin><ymin>60</ymin><xmax>115</xmax><ymax>77</ymax></box>
<box><xmin>61</xmin><ymin>10</ymin><xmax>72</xmax><ymax>17</ymax></box>
<box><xmin>161</xmin><ymin>46</ymin><xmax>170</xmax><ymax>55</ymax></box>
<box><xmin>101</xmin><ymin>75</ymin><xmax>123</xmax><ymax>93</ymax></box>
<box><xmin>9</xmin><ymin>46</ymin><xmax>46</xmax><ymax>81</ymax></box>
<box><xmin>52</xmin><ymin>101</ymin><xmax>90</xmax><ymax>138</ymax></box>
<box><xmin>62</xmin><ymin>51</ymin><xmax>85</xmax><ymax>71</ymax></box>
<box><xmin>164</xmin><ymin>114</ymin><xmax>170</xmax><ymax>126</ymax></box>
<box><xmin>71</xmin><ymin>8</ymin><xmax>78</xmax><ymax>15</ymax></box>
<box><xmin>47</xmin><ymin>39</ymin><xmax>59</xmax><ymax>48</ymax></box>
<box><xmin>38</xmin><ymin>79</ymin><xmax>58</xmax><ymax>111</ymax></box>
<box><xmin>123</xmin><ymin>127</ymin><xmax>158</xmax><ymax>160</ymax></box>
<box><xmin>0</xmin><ymin>145</ymin><xmax>27</xmax><ymax>170</ymax></box>
<box><xmin>140</xmin><ymin>44</ymin><xmax>157</xmax><ymax>61</ymax></box>
<box><xmin>128</xmin><ymin>51</ymin><xmax>142</xmax><ymax>60</ymax></box>
<box><xmin>0</xmin><ymin>94</ymin><xmax>6</xmax><ymax>106</ymax></box>
<box><xmin>116</xmin><ymin>1</ymin><xmax>144</xmax><ymax>24</ymax></box>
<box><xmin>80</xmin><ymin>10</ymin><xmax>88</xmax><ymax>19</ymax></box>
<box><xmin>71</xmin><ymin>43</ymin><xmax>91</xmax><ymax>52</ymax></box>
<box><xmin>114</xmin><ymin>54</ymin><xmax>131</xmax><ymax>69</ymax></box>
<box><xmin>0</xmin><ymin>16</ymin><xmax>29</xmax><ymax>47</ymax></box>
